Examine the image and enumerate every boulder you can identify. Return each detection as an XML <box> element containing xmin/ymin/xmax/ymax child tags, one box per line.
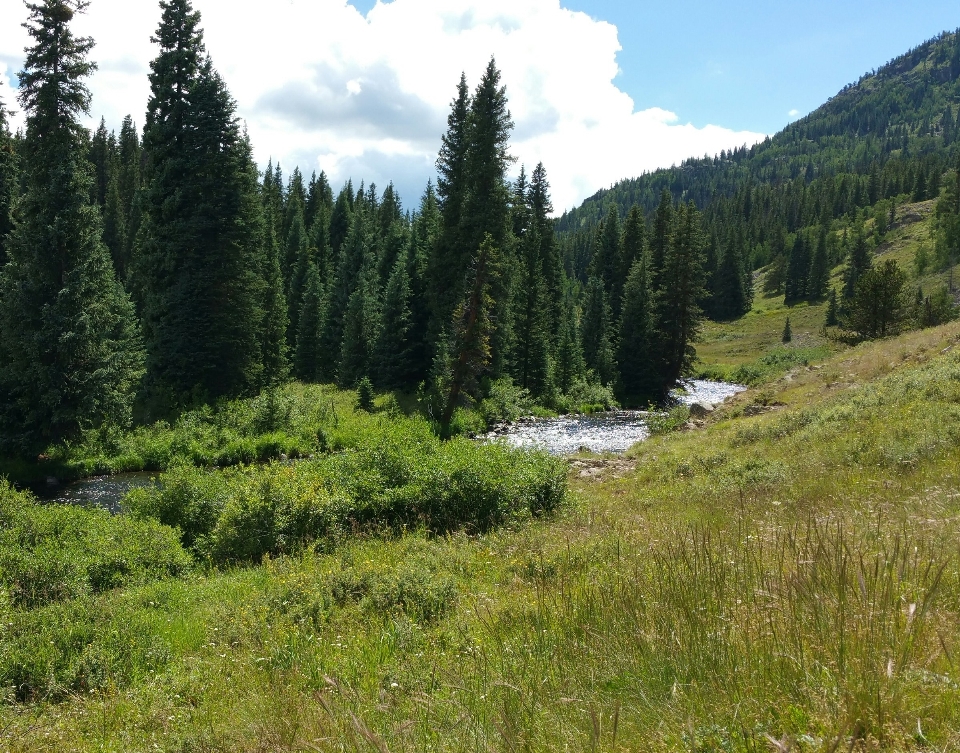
<box><xmin>688</xmin><ymin>402</ymin><xmax>715</xmax><ymax>418</ymax></box>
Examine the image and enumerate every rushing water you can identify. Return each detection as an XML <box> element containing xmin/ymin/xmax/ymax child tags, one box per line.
<box><xmin>495</xmin><ymin>380</ymin><xmax>746</xmax><ymax>456</ymax></box>
<box><xmin>32</xmin><ymin>381</ymin><xmax>746</xmax><ymax>510</ymax></box>
<box><xmin>31</xmin><ymin>472</ymin><xmax>157</xmax><ymax>514</ymax></box>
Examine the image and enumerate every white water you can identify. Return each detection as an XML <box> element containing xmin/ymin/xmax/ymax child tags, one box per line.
<box><xmin>497</xmin><ymin>380</ymin><xmax>746</xmax><ymax>456</ymax></box>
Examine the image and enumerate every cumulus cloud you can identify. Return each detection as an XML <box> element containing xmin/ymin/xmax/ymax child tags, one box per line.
<box><xmin>788</xmin><ymin>108</ymin><xmax>801</xmax><ymax>118</ymax></box>
<box><xmin>0</xmin><ymin>0</ymin><xmax>767</xmax><ymax>212</ymax></box>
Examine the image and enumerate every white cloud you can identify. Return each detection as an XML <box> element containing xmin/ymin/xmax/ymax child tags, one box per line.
<box><xmin>788</xmin><ymin>108</ymin><xmax>800</xmax><ymax>118</ymax></box>
<box><xmin>0</xmin><ymin>0</ymin><xmax>767</xmax><ymax>212</ymax></box>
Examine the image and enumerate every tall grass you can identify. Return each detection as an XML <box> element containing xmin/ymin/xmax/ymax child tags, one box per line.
<box><xmin>1</xmin><ymin>326</ymin><xmax>959</xmax><ymax>750</ymax></box>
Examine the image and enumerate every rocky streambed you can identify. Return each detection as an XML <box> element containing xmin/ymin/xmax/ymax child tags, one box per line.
<box><xmin>488</xmin><ymin>380</ymin><xmax>746</xmax><ymax>456</ymax></box>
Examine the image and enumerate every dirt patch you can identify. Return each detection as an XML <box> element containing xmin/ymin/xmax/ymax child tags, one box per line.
<box><xmin>568</xmin><ymin>457</ymin><xmax>637</xmax><ymax>481</ymax></box>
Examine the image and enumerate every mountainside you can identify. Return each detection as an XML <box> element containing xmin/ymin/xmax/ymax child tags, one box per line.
<box><xmin>557</xmin><ymin>29</ymin><xmax>960</xmax><ymax>285</ymax></box>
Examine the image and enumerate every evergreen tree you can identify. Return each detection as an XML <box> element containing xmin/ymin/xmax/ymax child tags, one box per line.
<box><xmin>618</xmin><ymin>258</ymin><xmax>655</xmax><ymax>402</ymax></box>
<box><xmin>844</xmin><ymin>221</ymin><xmax>872</xmax><ymax>299</ymax></box>
<box><xmin>461</xmin><ymin>59</ymin><xmax>514</xmax><ymax>282</ymax></box>
<box><xmin>581</xmin><ymin>276</ymin><xmax>617</xmax><ymax>386</ymax></box>
<box><xmin>652</xmin><ymin>202</ymin><xmax>707</xmax><ymax>393</ymax></box>
<box><xmin>825</xmin><ymin>288</ymin><xmax>839</xmax><ymax>326</ymax></box>
<box><xmin>429</xmin><ymin>73</ymin><xmax>472</xmax><ymax>332</ymax></box>
<box><xmin>784</xmin><ymin>233</ymin><xmax>811</xmax><ymax>303</ymax></box>
<box><xmin>808</xmin><ymin>225</ymin><xmax>830</xmax><ymax>300</ymax></box>
<box><xmin>293</xmin><ymin>261</ymin><xmax>323</xmax><ymax>382</ymax></box>
<box><xmin>260</xmin><ymin>220</ymin><xmax>290</xmax><ymax>385</ymax></box>
<box><xmin>406</xmin><ymin>183</ymin><xmax>440</xmax><ymax>382</ymax></box>
<box><xmin>102</xmin><ymin>167</ymin><xmax>127</xmax><ymax>275</ymax></box>
<box><xmin>619</xmin><ymin>205</ymin><xmax>646</xmax><ymax>301</ymax></box>
<box><xmin>848</xmin><ymin>259</ymin><xmax>908</xmax><ymax>338</ymax></box>
<box><xmin>0</xmin><ymin>0</ymin><xmax>143</xmax><ymax>451</ymax></box>
<box><xmin>442</xmin><ymin>234</ymin><xmax>499</xmax><ymax>425</ymax></box>
<box><xmin>591</xmin><ymin>205</ymin><xmax>621</xmax><ymax>305</ymax></box>
<box><xmin>323</xmin><ymin>207</ymin><xmax>368</xmax><ymax>380</ymax></box>
<box><xmin>649</xmin><ymin>189</ymin><xmax>674</xmax><ymax>290</ymax></box>
<box><xmin>88</xmin><ymin>116</ymin><xmax>110</xmax><ymax>207</ymax></box>
<box><xmin>0</xmin><ymin>90</ymin><xmax>18</xmax><ymax>266</ymax></box>
<box><xmin>461</xmin><ymin>59</ymin><xmax>515</xmax><ymax>375</ymax></box>
<box><xmin>338</xmin><ymin>252</ymin><xmax>380</xmax><ymax>388</ymax></box>
<box><xmin>712</xmin><ymin>234</ymin><xmax>749</xmax><ymax>319</ymax></box>
<box><xmin>284</xmin><ymin>211</ymin><xmax>310</xmax><ymax>344</ymax></box>
<box><xmin>512</xmin><ymin>225</ymin><xmax>551</xmax><ymax>397</ymax></box>
<box><xmin>374</xmin><ymin>252</ymin><xmax>415</xmax><ymax>388</ymax></box>
<box><xmin>137</xmin><ymin>0</ymin><xmax>267</xmax><ymax>406</ymax></box>
<box><xmin>554</xmin><ymin>282</ymin><xmax>586</xmax><ymax>394</ymax></box>
<box><xmin>782</xmin><ymin>317</ymin><xmax>792</xmax><ymax>343</ymax></box>
<box><xmin>529</xmin><ymin>163</ymin><xmax>562</xmax><ymax>344</ymax></box>
<box><xmin>329</xmin><ymin>182</ymin><xmax>353</xmax><ymax>259</ymax></box>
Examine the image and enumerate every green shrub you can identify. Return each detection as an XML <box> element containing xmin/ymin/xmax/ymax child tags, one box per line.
<box><xmin>129</xmin><ymin>417</ymin><xmax>567</xmax><ymax>565</ymax></box>
<box><xmin>555</xmin><ymin>378</ymin><xmax>619</xmax><ymax>413</ymax></box>
<box><xmin>0</xmin><ymin>483</ymin><xmax>190</xmax><ymax>609</ymax></box>
<box><xmin>478</xmin><ymin>378</ymin><xmax>532</xmax><ymax>426</ymax></box>
<box><xmin>647</xmin><ymin>404</ymin><xmax>691</xmax><ymax>435</ymax></box>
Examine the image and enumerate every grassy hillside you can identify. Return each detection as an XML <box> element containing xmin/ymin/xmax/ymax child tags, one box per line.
<box><xmin>2</xmin><ymin>311</ymin><xmax>959</xmax><ymax>750</ymax></box>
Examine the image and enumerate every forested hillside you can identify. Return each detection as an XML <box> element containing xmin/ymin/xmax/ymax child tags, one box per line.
<box><xmin>558</xmin><ymin>29</ymin><xmax>960</xmax><ymax>321</ymax></box>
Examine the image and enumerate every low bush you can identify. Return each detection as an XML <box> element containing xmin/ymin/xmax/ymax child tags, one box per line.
<box><xmin>0</xmin><ymin>483</ymin><xmax>191</xmax><ymax>610</ymax></box>
<box><xmin>127</xmin><ymin>417</ymin><xmax>567</xmax><ymax>565</ymax></box>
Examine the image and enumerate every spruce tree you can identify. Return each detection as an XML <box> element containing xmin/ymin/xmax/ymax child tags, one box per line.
<box><xmin>512</xmin><ymin>225</ymin><xmax>551</xmax><ymax>397</ymax></box>
<box><xmin>825</xmin><ymin>288</ymin><xmax>839</xmax><ymax>326</ymax></box>
<box><xmin>374</xmin><ymin>252</ymin><xmax>415</xmax><ymax>388</ymax></box>
<box><xmin>260</xmin><ymin>219</ymin><xmax>290</xmax><ymax>385</ymax></box>
<box><xmin>0</xmin><ymin>91</ymin><xmax>17</xmax><ymax>266</ymax></box>
<box><xmin>844</xmin><ymin>221</ymin><xmax>872</xmax><ymax>299</ymax></box>
<box><xmin>461</xmin><ymin>59</ymin><xmax>514</xmax><ymax>374</ymax></box>
<box><xmin>529</xmin><ymin>163</ymin><xmax>562</xmax><ymax>344</ymax></box>
<box><xmin>555</xmin><ymin>282</ymin><xmax>586</xmax><ymax>394</ymax></box>
<box><xmin>324</xmin><ymin>206</ymin><xmax>368</xmax><ymax>380</ymax></box>
<box><xmin>293</xmin><ymin>261</ymin><xmax>323</xmax><ymax>382</ymax></box>
<box><xmin>618</xmin><ymin>258</ymin><xmax>655</xmax><ymax>402</ymax></box>
<box><xmin>137</xmin><ymin>0</ymin><xmax>267</xmax><ymax>407</ymax></box>
<box><xmin>406</xmin><ymin>183</ymin><xmax>439</xmax><ymax>383</ymax></box>
<box><xmin>0</xmin><ymin>0</ymin><xmax>143</xmax><ymax>452</ymax></box>
<box><xmin>649</xmin><ymin>189</ymin><xmax>674</xmax><ymax>290</ymax></box>
<box><xmin>713</xmin><ymin>236</ymin><xmax>748</xmax><ymax>320</ymax></box>
<box><xmin>338</xmin><ymin>252</ymin><xmax>380</xmax><ymax>388</ymax></box>
<box><xmin>284</xmin><ymin>211</ymin><xmax>310</xmax><ymax>344</ymax></box>
<box><xmin>808</xmin><ymin>225</ymin><xmax>830</xmax><ymax>300</ymax></box>
<box><xmin>581</xmin><ymin>276</ymin><xmax>617</xmax><ymax>386</ymax></box>
<box><xmin>782</xmin><ymin>317</ymin><xmax>792</xmax><ymax>343</ymax></box>
<box><xmin>784</xmin><ymin>234</ymin><xmax>811</xmax><ymax>303</ymax></box>
<box><xmin>442</xmin><ymin>234</ymin><xmax>499</xmax><ymax>425</ymax></box>
<box><xmin>591</xmin><ymin>205</ymin><xmax>621</xmax><ymax>311</ymax></box>
<box><xmin>651</xmin><ymin>202</ymin><xmax>707</xmax><ymax>393</ymax></box>
<box><xmin>619</xmin><ymin>205</ymin><xmax>646</xmax><ymax>301</ymax></box>
<box><xmin>429</xmin><ymin>74</ymin><xmax>471</xmax><ymax>332</ymax></box>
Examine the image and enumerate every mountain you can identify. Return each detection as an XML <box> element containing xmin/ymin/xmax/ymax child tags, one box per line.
<box><xmin>557</xmin><ymin>29</ymin><xmax>960</xmax><ymax>286</ymax></box>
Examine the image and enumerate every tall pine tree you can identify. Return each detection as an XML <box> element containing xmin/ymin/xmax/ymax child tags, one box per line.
<box><xmin>0</xmin><ymin>89</ymin><xmax>17</xmax><ymax>266</ymax></box>
<box><xmin>137</xmin><ymin>0</ymin><xmax>268</xmax><ymax>407</ymax></box>
<box><xmin>0</xmin><ymin>0</ymin><xmax>143</xmax><ymax>452</ymax></box>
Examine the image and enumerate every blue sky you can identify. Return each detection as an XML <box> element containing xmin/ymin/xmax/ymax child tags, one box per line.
<box><xmin>353</xmin><ymin>0</ymin><xmax>959</xmax><ymax>134</ymax></box>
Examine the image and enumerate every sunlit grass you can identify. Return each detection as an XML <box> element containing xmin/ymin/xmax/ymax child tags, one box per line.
<box><xmin>2</xmin><ymin>321</ymin><xmax>960</xmax><ymax>750</ymax></box>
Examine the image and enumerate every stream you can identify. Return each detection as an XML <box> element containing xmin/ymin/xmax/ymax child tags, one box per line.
<box><xmin>31</xmin><ymin>472</ymin><xmax>157</xmax><ymax>514</ymax></box>
<box><xmin>31</xmin><ymin>380</ymin><xmax>745</xmax><ymax>511</ymax></box>
<box><xmin>493</xmin><ymin>380</ymin><xmax>746</xmax><ymax>456</ymax></box>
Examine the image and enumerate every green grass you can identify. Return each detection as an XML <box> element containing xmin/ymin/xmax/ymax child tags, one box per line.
<box><xmin>2</xmin><ymin>322</ymin><xmax>960</xmax><ymax>750</ymax></box>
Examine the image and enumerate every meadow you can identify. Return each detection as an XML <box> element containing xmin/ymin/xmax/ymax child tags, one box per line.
<box><xmin>1</xmin><ymin>308</ymin><xmax>959</xmax><ymax>750</ymax></box>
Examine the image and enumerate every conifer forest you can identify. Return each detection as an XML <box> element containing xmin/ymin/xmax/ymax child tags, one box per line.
<box><xmin>2</xmin><ymin>0</ymin><xmax>960</xmax><ymax>750</ymax></box>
